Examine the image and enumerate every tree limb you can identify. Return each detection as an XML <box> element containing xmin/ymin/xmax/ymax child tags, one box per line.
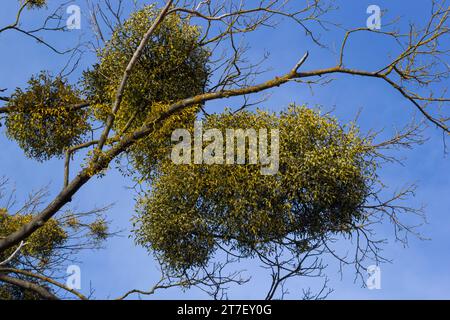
<box><xmin>0</xmin><ymin>273</ymin><xmax>58</xmax><ymax>300</ymax></box>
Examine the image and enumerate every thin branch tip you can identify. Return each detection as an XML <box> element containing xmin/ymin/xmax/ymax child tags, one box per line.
<box><xmin>293</xmin><ymin>51</ymin><xmax>309</xmax><ymax>73</ymax></box>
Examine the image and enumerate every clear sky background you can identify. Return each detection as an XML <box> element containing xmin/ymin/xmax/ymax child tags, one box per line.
<box><xmin>0</xmin><ymin>0</ymin><xmax>449</xmax><ymax>299</ymax></box>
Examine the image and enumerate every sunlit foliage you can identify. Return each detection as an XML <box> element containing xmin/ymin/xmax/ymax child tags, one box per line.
<box><xmin>5</xmin><ymin>72</ymin><xmax>90</xmax><ymax>161</ymax></box>
<box><xmin>24</xmin><ymin>0</ymin><xmax>46</xmax><ymax>9</ymax></box>
<box><xmin>0</xmin><ymin>208</ymin><xmax>68</xmax><ymax>268</ymax></box>
<box><xmin>0</xmin><ymin>207</ymin><xmax>110</xmax><ymax>299</ymax></box>
<box><xmin>83</xmin><ymin>5</ymin><xmax>210</xmax><ymax>177</ymax></box>
<box><xmin>134</xmin><ymin>106</ymin><xmax>376</xmax><ymax>271</ymax></box>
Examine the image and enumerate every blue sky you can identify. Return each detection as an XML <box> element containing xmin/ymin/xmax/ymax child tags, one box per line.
<box><xmin>0</xmin><ymin>0</ymin><xmax>449</xmax><ymax>299</ymax></box>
